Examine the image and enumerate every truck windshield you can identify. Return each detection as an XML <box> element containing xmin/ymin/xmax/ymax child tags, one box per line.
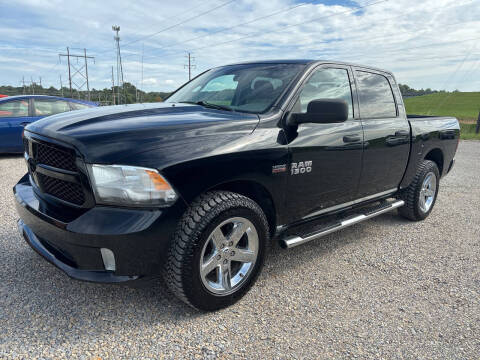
<box><xmin>166</xmin><ymin>63</ymin><xmax>305</xmax><ymax>113</ymax></box>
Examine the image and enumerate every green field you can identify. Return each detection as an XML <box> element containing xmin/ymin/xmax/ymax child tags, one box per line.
<box><xmin>403</xmin><ymin>92</ymin><xmax>480</xmax><ymax>140</ymax></box>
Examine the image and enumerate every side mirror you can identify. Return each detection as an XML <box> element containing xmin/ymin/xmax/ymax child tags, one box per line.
<box><xmin>288</xmin><ymin>99</ymin><xmax>348</xmax><ymax>126</ymax></box>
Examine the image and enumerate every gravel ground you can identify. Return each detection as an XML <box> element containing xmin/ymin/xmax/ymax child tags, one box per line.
<box><xmin>0</xmin><ymin>141</ymin><xmax>479</xmax><ymax>359</ymax></box>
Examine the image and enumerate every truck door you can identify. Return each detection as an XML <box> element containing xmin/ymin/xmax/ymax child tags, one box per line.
<box><xmin>353</xmin><ymin>69</ymin><xmax>410</xmax><ymax>198</ymax></box>
<box><xmin>285</xmin><ymin>65</ymin><xmax>364</xmax><ymax>220</ymax></box>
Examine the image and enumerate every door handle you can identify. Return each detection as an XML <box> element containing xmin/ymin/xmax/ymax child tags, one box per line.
<box><xmin>343</xmin><ymin>134</ymin><xmax>361</xmax><ymax>143</ymax></box>
<box><xmin>395</xmin><ymin>130</ymin><xmax>409</xmax><ymax>137</ymax></box>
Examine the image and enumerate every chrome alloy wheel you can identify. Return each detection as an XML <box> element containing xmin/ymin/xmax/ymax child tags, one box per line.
<box><xmin>419</xmin><ymin>171</ymin><xmax>437</xmax><ymax>212</ymax></box>
<box><xmin>199</xmin><ymin>217</ymin><xmax>259</xmax><ymax>295</ymax></box>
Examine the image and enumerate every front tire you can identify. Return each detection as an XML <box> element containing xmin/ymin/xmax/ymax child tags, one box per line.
<box><xmin>399</xmin><ymin>160</ymin><xmax>440</xmax><ymax>221</ymax></box>
<box><xmin>164</xmin><ymin>191</ymin><xmax>269</xmax><ymax>311</ymax></box>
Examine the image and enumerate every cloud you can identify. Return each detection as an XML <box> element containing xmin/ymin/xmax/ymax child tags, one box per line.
<box><xmin>142</xmin><ymin>78</ymin><xmax>157</xmax><ymax>85</ymax></box>
<box><xmin>0</xmin><ymin>0</ymin><xmax>479</xmax><ymax>91</ymax></box>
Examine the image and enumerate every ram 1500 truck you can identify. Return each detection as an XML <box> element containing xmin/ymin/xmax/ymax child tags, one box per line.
<box><xmin>14</xmin><ymin>60</ymin><xmax>459</xmax><ymax>310</ymax></box>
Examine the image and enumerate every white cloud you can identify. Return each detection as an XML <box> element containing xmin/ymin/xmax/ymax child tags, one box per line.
<box><xmin>142</xmin><ymin>78</ymin><xmax>157</xmax><ymax>85</ymax></box>
<box><xmin>0</xmin><ymin>0</ymin><xmax>479</xmax><ymax>92</ymax></box>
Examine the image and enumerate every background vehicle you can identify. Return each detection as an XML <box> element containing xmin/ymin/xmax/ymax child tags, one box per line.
<box><xmin>0</xmin><ymin>95</ymin><xmax>97</xmax><ymax>153</ymax></box>
<box><xmin>14</xmin><ymin>60</ymin><xmax>459</xmax><ymax>311</ymax></box>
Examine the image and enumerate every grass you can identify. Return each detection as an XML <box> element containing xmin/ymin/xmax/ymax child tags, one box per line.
<box><xmin>403</xmin><ymin>92</ymin><xmax>480</xmax><ymax>140</ymax></box>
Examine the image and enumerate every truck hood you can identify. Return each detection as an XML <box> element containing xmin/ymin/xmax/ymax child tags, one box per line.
<box><xmin>26</xmin><ymin>102</ymin><xmax>260</xmax><ymax>166</ymax></box>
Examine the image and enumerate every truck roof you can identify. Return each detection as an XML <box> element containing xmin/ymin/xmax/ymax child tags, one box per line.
<box><xmin>225</xmin><ymin>59</ymin><xmax>394</xmax><ymax>76</ymax></box>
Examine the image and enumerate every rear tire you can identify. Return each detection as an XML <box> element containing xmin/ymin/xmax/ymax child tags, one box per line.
<box><xmin>164</xmin><ymin>191</ymin><xmax>269</xmax><ymax>311</ymax></box>
<box><xmin>399</xmin><ymin>160</ymin><xmax>440</xmax><ymax>221</ymax></box>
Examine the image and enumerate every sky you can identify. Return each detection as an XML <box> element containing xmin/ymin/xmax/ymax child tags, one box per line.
<box><xmin>0</xmin><ymin>0</ymin><xmax>479</xmax><ymax>93</ymax></box>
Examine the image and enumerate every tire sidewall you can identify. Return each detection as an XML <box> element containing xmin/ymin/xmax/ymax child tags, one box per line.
<box><xmin>185</xmin><ymin>204</ymin><xmax>267</xmax><ymax>311</ymax></box>
<box><xmin>413</xmin><ymin>162</ymin><xmax>440</xmax><ymax>220</ymax></box>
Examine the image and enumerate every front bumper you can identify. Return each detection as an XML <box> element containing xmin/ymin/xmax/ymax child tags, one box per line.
<box><xmin>14</xmin><ymin>174</ymin><xmax>186</xmax><ymax>282</ymax></box>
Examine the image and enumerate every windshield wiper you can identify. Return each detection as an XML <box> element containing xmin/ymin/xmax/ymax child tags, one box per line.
<box><xmin>180</xmin><ymin>101</ymin><xmax>233</xmax><ymax>112</ymax></box>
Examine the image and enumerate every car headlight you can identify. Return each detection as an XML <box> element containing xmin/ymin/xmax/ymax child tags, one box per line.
<box><xmin>87</xmin><ymin>164</ymin><xmax>178</xmax><ymax>206</ymax></box>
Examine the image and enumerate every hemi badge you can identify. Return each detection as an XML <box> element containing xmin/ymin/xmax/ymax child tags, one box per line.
<box><xmin>272</xmin><ymin>164</ymin><xmax>287</xmax><ymax>174</ymax></box>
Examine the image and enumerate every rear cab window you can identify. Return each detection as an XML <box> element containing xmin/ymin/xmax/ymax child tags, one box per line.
<box><xmin>355</xmin><ymin>71</ymin><xmax>397</xmax><ymax>118</ymax></box>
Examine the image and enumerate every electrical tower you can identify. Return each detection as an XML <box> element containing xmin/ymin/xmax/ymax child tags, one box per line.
<box><xmin>59</xmin><ymin>47</ymin><xmax>95</xmax><ymax>100</ymax></box>
<box><xmin>184</xmin><ymin>52</ymin><xmax>196</xmax><ymax>80</ymax></box>
<box><xmin>113</xmin><ymin>25</ymin><xmax>126</xmax><ymax>104</ymax></box>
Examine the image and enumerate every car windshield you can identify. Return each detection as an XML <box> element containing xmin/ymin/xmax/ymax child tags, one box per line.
<box><xmin>166</xmin><ymin>63</ymin><xmax>305</xmax><ymax>113</ymax></box>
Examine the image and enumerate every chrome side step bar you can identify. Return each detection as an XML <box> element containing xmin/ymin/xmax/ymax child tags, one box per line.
<box><xmin>281</xmin><ymin>199</ymin><xmax>405</xmax><ymax>249</ymax></box>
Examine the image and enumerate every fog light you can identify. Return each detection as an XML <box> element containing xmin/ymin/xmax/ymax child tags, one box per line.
<box><xmin>100</xmin><ymin>248</ymin><xmax>116</xmax><ymax>271</ymax></box>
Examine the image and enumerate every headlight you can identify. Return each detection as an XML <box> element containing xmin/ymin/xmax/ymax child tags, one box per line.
<box><xmin>87</xmin><ymin>164</ymin><xmax>177</xmax><ymax>206</ymax></box>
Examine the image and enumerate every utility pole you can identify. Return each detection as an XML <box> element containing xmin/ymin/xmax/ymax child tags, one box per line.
<box><xmin>59</xmin><ymin>47</ymin><xmax>94</xmax><ymax>99</ymax></box>
<box><xmin>30</xmin><ymin>76</ymin><xmax>35</xmax><ymax>95</ymax></box>
<box><xmin>59</xmin><ymin>75</ymin><xmax>64</xmax><ymax>96</ymax></box>
<box><xmin>111</xmin><ymin>66</ymin><xmax>116</xmax><ymax>105</ymax></box>
<box><xmin>476</xmin><ymin>110</ymin><xmax>480</xmax><ymax>134</ymax></box>
<box><xmin>84</xmin><ymin>48</ymin><xmax>90</xmax><ymax>101</ymax></box>
<box><xmin>22</xmin><ymin>77</ymin><xmax>26</xmax><ymax>95</ymax></box>
<box><xmin>67</xmin><ymin>47</ymin><xmax>72</xmax><ymax>97</ymax></box>
<box><xmin>140</xmin><ymin>43</ymin><xmax>144</xmax><ymax>103</ymax></box>
<box><xmin>184</xmin><ymin>52</ymin><xmax>196</xmax><ymax>81</ymax></box>
<box><xmin>113</xmin><ymin>25</ymin><xmax>126</xmax><ymax>104</ymax></box>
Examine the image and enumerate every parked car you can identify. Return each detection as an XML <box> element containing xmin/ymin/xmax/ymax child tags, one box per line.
<box><xmin>0</xmin><ymin>95</ymin><xmax>97</xmax><ymax>153</ymax></box>
<box><xmin>14</xmin><ymin>60</ymin><xmax>459</xmax><ymax>311</ymax></box>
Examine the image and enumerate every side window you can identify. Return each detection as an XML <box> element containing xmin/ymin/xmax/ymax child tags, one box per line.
<box><xmin>0</xmin><ymin>100</ymin><xmax>29</xmax><ymax>118</ymax></box>
<box><xmin>70</xmin><ymin>102</ymin><xmax>91</xmax><ymax>110</ymax></box>
<box><xmin>355</xmin><ymin>71</ymin><xmax>397</xmax><ymax>118</ymax></box>
<box><xmin>34</xmin><ymin>99</ymin><xmax>71</xmax><ymax>116</ymax></box>
<box><xmin>294</xmin><ymin>68</ymin><xmax>354</xmax><ymax>118</ymax></box>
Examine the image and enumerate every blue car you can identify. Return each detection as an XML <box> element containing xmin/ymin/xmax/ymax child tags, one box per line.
<box><xmin>0</xmin><ymin>95</ymin><xmax>97</xmax><ymax>153</ymax></box>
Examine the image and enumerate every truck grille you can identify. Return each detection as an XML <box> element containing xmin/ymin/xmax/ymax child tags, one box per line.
<box><xmin>36</xmin><ymin>142</ymin><xmax>77</xmax><ymax>171</ymax></box>
<box><xmin>36</xmin><ymin>173</ymin><xmax>85</xmax><ymax>205</ymax></box>
<box><xmin>24</xmin><ymin>136</ymin><xmax>87</xmax><ymax>206</ymax></box>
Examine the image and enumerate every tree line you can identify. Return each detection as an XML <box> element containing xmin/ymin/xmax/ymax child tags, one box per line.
<box><xmin>0</xmin><ymin>82</ymin><xmax>453</xmax><ymax>104</ymax></box>
<box><xmin>0</xmin><ymin>82</ymin><xmax>171</xmax><ymax>105</ymax></box>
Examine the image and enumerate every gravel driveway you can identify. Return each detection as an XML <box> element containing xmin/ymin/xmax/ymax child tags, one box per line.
<box><xmin>0</xmin><ymin>141</ymin><xmax>479</xmax><ymax>359</ymax></box>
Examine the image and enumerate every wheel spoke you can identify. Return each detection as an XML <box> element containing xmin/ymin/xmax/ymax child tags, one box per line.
<box><xmin>425</xmin><ymin>189</ymin><xmax>435</xmax><ymax>197</ymax></box>
<box><xmin>210</xmin><ymin>228</ymin><xmax>226</xmax><ymax>250</ymax></box>
<box><xmin>231</xmin><ymin>248</ymin><xmax>255</xmax><ymax>263</ymax></box>
<box><xmin>219</xmin><ymin>262</ymin><xmax>231</xmax><ymax>291</ymax></box>
<box><xmin>419</xmin><ymin>192</ymin><xmax>425</xmax><ymax>210</ymax></box>
<box><xmin>229</xmin><ymin>222</ymin><xmax>246</xmax><ymax>245</ymax></box>
<box><xmin>201</xmin><ymin>254</ymin><xmax>219</xmax><ymax>277</ymax></box>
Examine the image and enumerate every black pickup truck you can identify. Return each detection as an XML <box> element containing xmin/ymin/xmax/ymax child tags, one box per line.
<box><xmin>14</xmin><ymin>60</ymin><xmax>459</xmax><ymax>310</ymax></box>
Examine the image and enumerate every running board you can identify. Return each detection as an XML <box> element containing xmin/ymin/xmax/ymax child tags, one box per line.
<box><xmin>281</xmin><ymin>199</ymin><xmax>405</xmax><ymax>249</ymax></box>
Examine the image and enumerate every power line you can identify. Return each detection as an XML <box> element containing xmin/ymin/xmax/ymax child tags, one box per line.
<box><xmin>119</xmin><ymin>1</ymin><xmax>310</xmax><ymax>62</ymax></box>
<box><xmin>159</xmin><ymin>2</ymin><xmax>309</xmax><ymax>50</ymax></box>
<box><xmin>96</xmin><ymin>0</ymin><xmax>235</xmax><ymax>55</ymax></box>
<box><xmin>138</xmin><ymin>0</ymin><xmax>390</xmax><ymax>62</ymax></box>
<box><xmin>123</xmin><ymin>0</ymin><xmax>472</xmax><ymax>64</ymax></box>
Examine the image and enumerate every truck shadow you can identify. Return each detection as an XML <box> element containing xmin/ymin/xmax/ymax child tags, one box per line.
<box><xmin>1</xmin><ymin>211</ymin><xmax>412</xmax><ymax>347</ymax></box>
<box><xmin>0</xmin><ymin>154</ymin><xmax>23</xmax><ymax>159</ymax></box>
